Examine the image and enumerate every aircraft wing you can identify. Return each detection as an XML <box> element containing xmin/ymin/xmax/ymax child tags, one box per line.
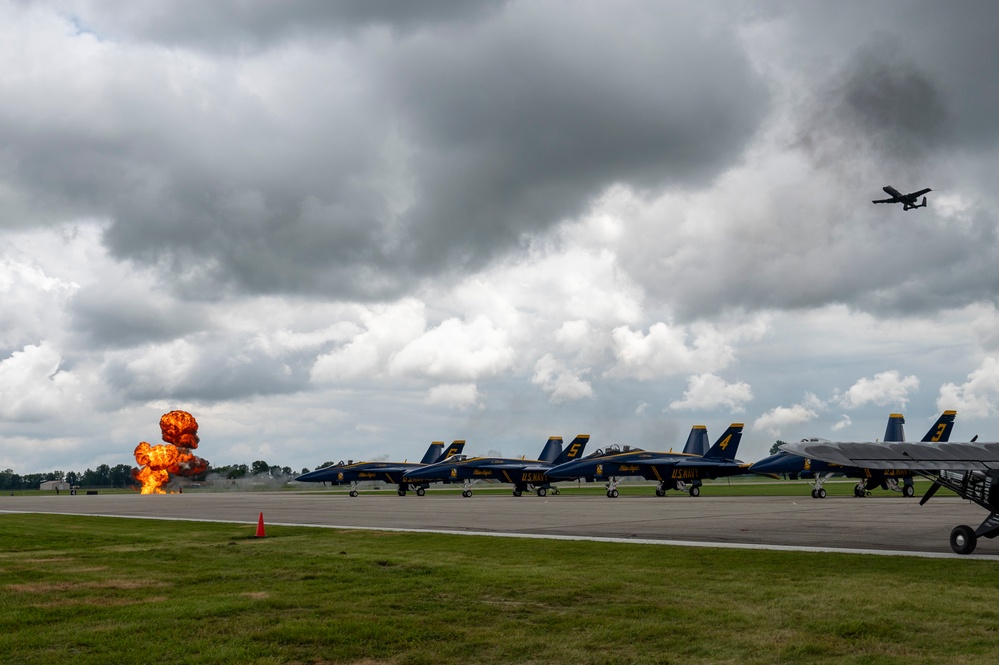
<box><xmin>781</xmin><ymin>440</ymin><xmax>999</xmax><ymax>472</ymax></box>
<box><xmin>481</xmin><ymin>462</ymin><xmax>537</xmax><ymax>470</ymax></box>
<box><xmin>908</xmin><ymin>188</ymin><xmax>932</xmax><ymax>198</ymax></box>
<box><xmin>673</xmin><ymin>456</ymin><xmax>743</xmax><ymax>468</ymax></box>
<box><xmin>621</xmin><ymin>454</ymin><xmax>692</xmax><ymax>467</ymax></box>
<box><xmin>517</xmin><ymin>465</ymin><xmax>552</xmax><ymax>473</ymax></box>
<box><xmin>363</xmin><ymin>465</ymin><xmax>410</xmax><ymax>474</ymax></box>
<box><xmin>872</xmin><ymin>197</ymin><xmax>896</xmax><ymax>204</ymax></box>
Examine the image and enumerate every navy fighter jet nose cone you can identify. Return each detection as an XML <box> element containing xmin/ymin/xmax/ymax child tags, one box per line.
<box><xmin>403</xmin><ymin>466</ymin><xmax>437</xmax><ymax>480</ymax></box>
<box><xmin>748</xmin><ymin>451</ymin><xmax>804</xmax><ymax>476</ymax></box>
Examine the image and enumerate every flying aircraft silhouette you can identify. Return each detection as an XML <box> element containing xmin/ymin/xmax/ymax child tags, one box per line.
<box><xmin>872</xmin><ymin>185</ymin><xmax>931</xmax><ymax>210</ymax></box>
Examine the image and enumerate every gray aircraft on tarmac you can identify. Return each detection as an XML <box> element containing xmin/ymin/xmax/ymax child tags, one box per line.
<box><xmin>783</xmin><ymin>434</ymin><xmax>999</xmax><ymax>555</ymax></box>
<box><xmin>872</xmin><ymin>185</ymin><xmax>931</xmax><ymax>210</ymax></box>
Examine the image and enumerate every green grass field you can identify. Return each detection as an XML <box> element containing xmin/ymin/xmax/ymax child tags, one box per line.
<box><xmin>0</xmin><ymin>513</ymin><xmax>995</xmax><ymax>664</ymax></box>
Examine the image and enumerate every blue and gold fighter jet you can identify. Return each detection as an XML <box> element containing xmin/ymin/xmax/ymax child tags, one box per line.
<box><xmin>547</xmin><ymin>424</ymin><xmax>745</xmax><ymax>498</ymax></box>
<box><xmin>749</xmin><ymin>411</ymin><xmax>955</xmax><ymax>499</ymax></box>
<box><xmin>295</xmin><ymin>440</ymin><xmax>465</xmax><ymax>497</ymax></box>
<box><xmin>402</xmin><ymin>435</ymin><xmax>589</xmax><ymax>497</ymax></box>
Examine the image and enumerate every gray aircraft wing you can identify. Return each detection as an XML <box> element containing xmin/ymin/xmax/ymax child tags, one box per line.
<box><xmin>908</xmin><ymin>188</ymin><xmax>932</xmax><ymax>198</ymax></box>
<box><xmin>782</xmin><ymin>440</ymin><xmax>999</xmax><ymax>472</ymax></box>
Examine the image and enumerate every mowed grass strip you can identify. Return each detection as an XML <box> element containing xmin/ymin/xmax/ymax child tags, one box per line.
<box><xmin>0</xmin><ymin>514</ymin><xmax>995</xmax><ymax>664</ymax></box>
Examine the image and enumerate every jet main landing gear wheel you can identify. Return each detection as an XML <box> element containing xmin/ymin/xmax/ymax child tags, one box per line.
<box><xmin>950</xmin><ymin>524</ymin><xmax>978</xmax><ymax>555</ymax></box>
<box><xmin>689</xmin><ymin>486</ymin><xmax>700</xmax><ymax>497</ymax></box>
<box><xmin>903</xmin><ymin>484</ymin><xmax>915</xmax><ymax>498</ymax></box>
<box><xmin>462</xmin><ymin>489</ymin><xmax>473</xmax><ymax>498</ymax></box>
<box><xmin>416</xmin><ymin>487</ymin><xmax>426</xmax><ymax>497</ymax></box>
<box><xmin>537</xmin><ymin>488</ymin><xmax>547</xmax><ymax>497</ymax></box>
<box><xmin>349</xmin><ymin>490</ymin><xmax>358</xmax><ymax>497</ymax></box>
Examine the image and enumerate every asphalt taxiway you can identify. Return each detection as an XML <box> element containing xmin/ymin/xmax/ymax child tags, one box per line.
<box><xmin>2</xmin><ymin>491</ymin><xmax>995</xmax><ymax>558</ymax></box>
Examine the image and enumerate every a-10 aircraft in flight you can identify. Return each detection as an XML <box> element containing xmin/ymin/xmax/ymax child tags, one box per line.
<box><xmin>546</xmin><ymin>424</ymin><xmax>746</xmax><ymax>498</ymax></box>
<box><xmin>294</xmin><ymin>440</ymin><xmax>465</xmax><ymax>496</ymax></box>
<box><xmin>872</xmin><ymin>185</ymin><xmax>932</xmax><ymax>210</ymax></box>
<box><xmin>403</xmin><ymin>435</ymin><xmax>589</xmax><ymax>497</ymax></box>
<box><xmin>749</xmin><ymin>411</ymin><xmax>956</xmax><ymax>499</ymax></box>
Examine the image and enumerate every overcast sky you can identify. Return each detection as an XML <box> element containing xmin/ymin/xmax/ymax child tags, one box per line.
<box><xmin>3</xmin><ymin>0</ymin><xmax>999</xmax><ymax>475</ymax></box>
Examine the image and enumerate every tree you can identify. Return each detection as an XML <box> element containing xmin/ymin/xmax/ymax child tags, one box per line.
<box><xmin>109</xmin><ymin>464</ymin><xmax>133</xmax><ymax>488</ymax></box>
<box><xmin>769</xmin><ymin>440</ymin><xmax>787</xmax><ymax>455</ymax></box>
<box><xmin>226</xmin><ymin>464</ymin><xmax>249</xmax><ymax>479</ymax></box>
<box><xmin>251</xmin><ymin>460</ymin><xmax>271</xmax><ymax>476</ymax></box>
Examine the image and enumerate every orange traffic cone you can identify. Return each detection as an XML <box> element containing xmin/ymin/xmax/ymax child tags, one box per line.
<box><xmin>255</xmin><ymin>512</ymin><xmax>266</xmax><ymax>538</ymax></box>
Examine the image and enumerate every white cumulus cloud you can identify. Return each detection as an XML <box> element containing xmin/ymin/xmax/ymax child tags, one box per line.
<box><xmin>0</xmin><ymin>343</ymin><xmax>82</xmax><ymax>421</ymax></box>
<box><xmin>390</xmin><ymin>315</ymin><xmax>514</xmax><ymax>381</ymax></box>
<box><xmin>937</xmin><ymin>357</ymin><xmax>999</xmax><ymax>418</ymax></box>
<box><xmin>426</xmin><ymin>383</ymin><xmax>480</xmax><ymax>410</ymax></box>
<box><xmin>669</xmin><ymin>373</ymin><xmax>753</xmax><ymax>412</ymax></box>
<box><xmin>753</xmin><ymin>394</ymin><xmax>823</xmax><ymax>436</ymax></box>
<box><xmin>531</xmin><ymin>353</ymin><xmax>593</xmax><ymax>404</ymax></box>
<box><xmin>838</xmin><ymin>370</ymin><xmax>919</xmax><ymax>408</ymax></box>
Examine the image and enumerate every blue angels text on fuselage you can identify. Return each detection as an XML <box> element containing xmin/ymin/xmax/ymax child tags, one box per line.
<box><xmin>294</xmin><ymin>440</ymin><xmax>465</xmax><ymax>496</ymax></box>
<box><xmin>403</xmin><ymin>435</ymin><xmax>589</xmax><ymax>497</ymax></box>
<box><xmin>546</xmin><ymin>424</ymin><xmax>746</xmax><ymax>498</ymax></box>
<box><xmin>749</xmin><ymin>411</ymin><xmax>956</xmax><ymax>499</ymax></box>
<box><xmin>872</xmin><ymin>185</ymin><xmax>931</xmax><ymax>210</ymax></box>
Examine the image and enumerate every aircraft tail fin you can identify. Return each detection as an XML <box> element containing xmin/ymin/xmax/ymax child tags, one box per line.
<box><xmin>883</xmin><ymin>414</ymin><xmax>906</xmax><ymax>443</ymax></box>
<box><xmin>921</xmin><ymin>410</ymin><xmax>956</xmax><ymax>443</ymax></box>
<box><xmin>681</xmin><ymin>425</ymin><xmax>710</xmax><ymax>456</ymax></box>
<box><xmin>551</xmin><ymin>435</ymin><xmax>589</xmax><ymax>465</ymax></box>
<box><xmin>420</xmin><ymin>442</ymin><xmax>446</xmax><ymax>464</ymax></box>
<box><xmin>538</xmin><ymin>436</ymin><xmax>564</xmax><ymax>464</ymax></box>
<box><xmin>704</xmin><ymin>423</ymin><xmax>743</xmax><ymax>460</ymax></box>
<box><xmin>434</xmin><ymin>440</ymin><xmax>466</xmax><ymax>462</ymax></box>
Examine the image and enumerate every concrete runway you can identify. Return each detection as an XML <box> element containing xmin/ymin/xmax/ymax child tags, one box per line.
<box><xmin>2</xmin><ymin>491</ymin><xmax>997</xmax><ymax>558</ymax></box>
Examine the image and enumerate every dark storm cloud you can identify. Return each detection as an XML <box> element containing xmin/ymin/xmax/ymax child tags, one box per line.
<box><xmin>627</xmin><ymin>1</ymin><xmax>999</xmax><ymax>320</ymax></box>
<box><xmin>797</xmin><ymin>40</ymin><xmax>950</xmax><ymax>173</ymax></box>
<box><xmin>788</xmin><ymin>1</ymin><xmax>999</xmax><ymax>165</ymax></box>
<box><xmin>383</xmin><ymin>3</ymin><xmax>769</xmax><ymax>270</ymax></box>
<box><xmin>3</xmin><ymin>1</ymin><xmax>770</xmax><ymax>303</ymax></box>
<box><xmin>52</xmin><ymin>0</ymin><xmax>509</xmax><ymax>50</ymax></box>
<box><xmin>68</xmin><ymin>283</ymin><xmax>210</xmax><ymax>348</ymax></box>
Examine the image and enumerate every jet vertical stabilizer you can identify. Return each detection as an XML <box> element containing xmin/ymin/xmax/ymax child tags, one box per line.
<box><xmin>884</xmin><ymin>414</ymin><xmax>905</xmax><ymax>443</ymax></box>
<box><xmin>550</xmin><ymin>435</ymin><xmax>589</xmax><ymax>465</ymax></box>
<box><xmin>704</xmin><ymin>424</ymin><xmax>744</xmax><ymax>460</ymax></box>
<box><xmin>682</xmin><ymin>425</ymin><xmax>710</xmax><ymax>456</ymax></box>
<box><xmin>435</xmin><ymin>440</ymin><xmax>466</xmax><ymax>462</ymax></box>
<box><xmin>420</xmin><ymin>442</ymin><xmax>446</xmax><ymax>464</ymax></box>
<box><xmin>921</xmin><ymin>410</ymin><xmax>955</xmax><ymax>443</ymax></box>
<box><xmin>537</xmin><ymin>436</ymin><xmax>564</xmax><ymax>464</ymax></box>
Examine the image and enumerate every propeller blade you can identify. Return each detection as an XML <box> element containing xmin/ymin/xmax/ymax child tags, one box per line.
<box><xmin>919</xmin><ymin>481</ymin><xmax>942</xmax><ymax>506</ymax></box>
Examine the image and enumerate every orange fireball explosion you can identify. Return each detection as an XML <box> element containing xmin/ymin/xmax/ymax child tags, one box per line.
<box><xmin>131</xmin><ymin>410</ymin><xmax>209</xmax><ymax>494</ymax></box>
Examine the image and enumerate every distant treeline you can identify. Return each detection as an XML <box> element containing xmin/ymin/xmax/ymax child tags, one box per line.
<box><xmin>0</xmin><ymin>460</ymin><xmax>310</xmax><ymax>491</ymax></box>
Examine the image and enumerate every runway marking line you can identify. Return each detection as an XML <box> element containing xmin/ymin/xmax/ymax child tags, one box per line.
<box><xmin>2</xmin><ymin>509</ymin><xmax>996</xmax><ymax>561</ymax></box>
